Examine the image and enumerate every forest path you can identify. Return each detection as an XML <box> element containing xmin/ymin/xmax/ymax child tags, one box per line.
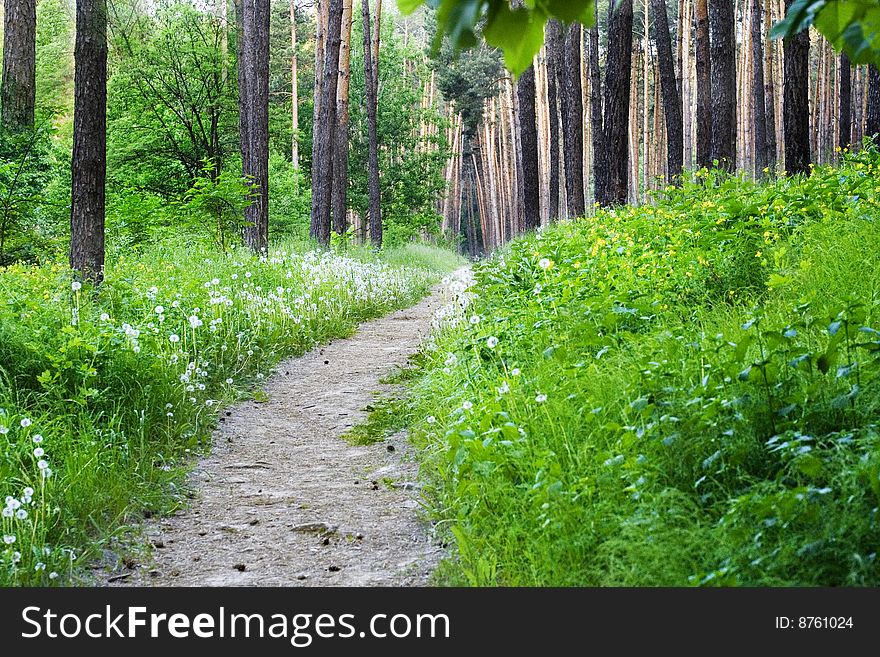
<box><xmin>113</xmin><ymin>273</ymin><xmax>465</xmax><ymax>587</ymax></box>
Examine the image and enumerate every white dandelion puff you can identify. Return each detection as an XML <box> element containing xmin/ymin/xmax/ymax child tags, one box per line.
<box><xmin>535</xmin><ymin>393</ymin><xmax>547</xmax><ymax>403</ymax></box>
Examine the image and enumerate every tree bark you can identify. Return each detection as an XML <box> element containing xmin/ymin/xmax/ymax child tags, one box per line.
<box><xmin>694</xmin><ymin>0</ymin><xmax>712</xmax><ymax>168</ymax></box>
<box><xmin>242</xmin><ymin>0</ymin><xmax>270</xmax><ymax>252</ymax></box>
<box><xmin>331</xmin><ymin>0</ymin><xmax>353</xmax><ymax>235</ymax></box>
<box><xmin>839</xmin><ymin>53</ymin><xmax>851</xmax><ymax>150</ymax></box>
<box><xmin>70</xmin><ymin>0</ymin><xmax>107</xmax><ymax>283</ymax></box>
<box><xmin>517</xmin><ymin>63</ymin><xmax>540</xmax><ymax>231</ymax></box>
<box><xmin>589</xmin><ymin>17</ymin><xmax>603</xmax><ymax>209</ymax></box>
<box><xmin>866</xmin><ymin>65</ymin><xmax>880</xmax><ymax>140</ymax></box>
<box><xmin>651</xmin><ymin>0</ymin><xmax>683</xmax><ymax>179</ymax></box>
<box><xmin>310</xmin><ymin>0</ymin><xmax>343</xmax><ymax>245</ymax></box>
<box><xmin>709</xmin><ymin>0</ymin><xmax>736</xmax><ymax>170</ymax></box>
<box><xmin>362</xmin><ymin>0</ymin><xmax>382</xmax><ymax>247</ymax></box>
<box><xmin>545</xmin><ymin>20</ymin><xmax>562</xmax><ymax>221</ymax></box>
<box><xmin>764</xmin><ymin>0</ymin><xmax>777</xmax><ymax>171</ymax></box>
<box><xmin>599</xmin><ymin>0</ymin><xmax>633</xmax><ymax>207</ymax></box>
<box><xmin>2</xmin><ymin>0</ymin><xmax>36</xmax><ymax>131</ymax></box>
<box><xmin>782</xmin><ymin>0</ymin><xmax>810</xmax><ymax>175</ymax></box>
<box><xmin>751</xmin><ymin>0</ymin><xmax>767</xmax><ymax>177</ymax></box>
<box><xmin>563</xmin><ymin>23</ymin><xmax>585</xmax><ymax>218</ymax></box>
<box><xmin>290</xmin><ymin>0</ymin><xmax>299</xmax><ymax>167</ymax></box>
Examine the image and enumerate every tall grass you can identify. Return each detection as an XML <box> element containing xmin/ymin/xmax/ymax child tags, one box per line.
<box><xmin>410</xmin><ymin>149</ymin><xmax>880</xmax><ymax>586</ymax></box>
<box><xmin>0</xmin><ymin>237</ymin><xmax>463</xmax><ymax>585</ymax></box>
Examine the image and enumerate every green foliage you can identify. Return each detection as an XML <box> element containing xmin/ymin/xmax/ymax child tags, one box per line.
<box><xmin>0</xmin><ymin>127</ymin><xmax>55</xmax><ymax>266</ymax></box>
<box><xmin>347</xmin><ymin>14</ymin><xmax>451</xmax><ymax>245</ymax></box>
<box><xmin>0</xmin><ymin>239</ymin><xmax>458</xmax><ymax>585</ymax></box>
<box><xmin>399</xmin><ymin>0</ymin><xmax>595</xmax><ymax>74</ymax></box>
<box><xmin>772</xmin><ymin>0</ymin><xmax>880</xmax><ymax>67</ymax></box>
<box><xmin>182</xmin><ymin>162</ymin><xmax>254</xmax><ymax>252</ymax></box>
<box><xmin>410</xmin><ymin>148</ymin><xmax>880</xmax><ymax>586</ymax></box>
<box><xmin>106</xmin><ymin>2</ymin><xmax>237</xmax><ymax>197</ymax></box>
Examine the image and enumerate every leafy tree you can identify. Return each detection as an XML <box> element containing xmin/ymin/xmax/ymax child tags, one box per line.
<box><xmin>106</xmin><ymin>2</ymin><xmax>237</xmax><ymax>198</ymax></box>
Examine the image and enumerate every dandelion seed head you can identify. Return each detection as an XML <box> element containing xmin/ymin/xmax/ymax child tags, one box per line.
<box><xmin>71</xmin><ymin>281</ymin><xmax>82</xmax><ymax>291</ymax></box>
<box><xmin>426</xmin><ymin>416</ymin><xmax>436</xmax><ymax>424</ymax></box>
<box><xmin>15</xmin><ymin>509</ymin><xmax>27</xmax><ymax>520</ymax></box>
<box><xmin>3</xmin><ymin>535</ymin><xmax>15</xmax><ymax>544</ymax></box>
<box><xmin>20</xmin><ymin>418</ymin><xmax>32</xmax><ymax>428</ymax></box>
<box><xmin>535</xmin><ymin>393</ymin><xmax>547</xmax><ymax>403</ymax></box>
<box><xmin>462</xmin><ymin>400</ymin><xmax>473</xmax><ymax>411</ymax></box>
<box><xmin>32</xmin><ymin>434</ymin><xmax>43</xmax><ymax>444</ymax></box>
<box><xmin>100</xmin><ymin>313</ymin><xmax>110</xmax><ymax>321</ymax></box>
<box><xmin>486</xmin><ymin>336</ymin><xmax>499</xmax><ymax>349</ymax></box>
<box><xmin>33</xmin><ymin>448</ymin><xmax>44</xmax><ymax>458</ymax></box>
<box><xmin>511</xmin><ymin>368</ymin><xmax>521</xmax><ymax>377</ymax></box>
<box><xmin>538</xmin><ymin>258</ymin><xmax>553</xmax><ymax>270</ymax></box>
<box><xmin>37</xmin><ymin>460</ymin><xmax>49</xmax><ymax>470</ymax></box>
<box><xmin>154</xmin><ymin>306</ymin><xmax>164</xmax><ymax>314</ymax></box>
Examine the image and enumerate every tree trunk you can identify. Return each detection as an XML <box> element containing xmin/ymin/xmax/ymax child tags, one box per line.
<box><xmin>362</xmin><ymin>0</ymin><xmax>382</xmax><ymax>247</ymax></box>
<box><xmin>290</xmin><ymin>0</ymin><xmax>299</xmax><ymax>167</ymax></box>
<box><xmin>651</xmin><ymin>0</ymin><xmax>683</xmax><ymax>179</ymax></box>
<box><xmin>694</xmin><ymin>0</ymin><xmax>712</xmax><ymax>168</ymax></box>
<box><xmin>69</xmin><ymin>0</ymin><xmax>107</xmax><ymax>283</ymax></box>
<box><xmin>545</xmin><ymin>21</ymin><xmax>562</xmax><ymax>221</ymax></box>
<box><xmin>563</xmin><ymin>23</ymin><xmax>585</xmax><ymax>218</ymax></box>
<box><xmin>751</xmin><ymin>0</ymin><xmax>767</xmax><ymax>177</ymax></box>
<box><xmin>331</xmin><ymin>0</ymin><xmax>353</xmax><ymax>235</ymax></box>
<box><xmin>310</xmin><ymin>0</ymin><xmax>343</xmax><ymax>246</ymax></box>
<box><xmin>866</xmin><ymin>65</ymin><xmax>880</xmax><ymax>140</ymax></box>
<box><xmin>782</xmin><ymin>0</ymin><xmax>810</xmax><ymax>175</ymax></box>
<box><xmin>242</xmin><ymin>0</ymin><xmax>270</xmax><ymax>252</ymax></box>
<box><xmin>2</xmin><ymin>0</ymin><xmax>36</xmax><ymax>131</ymax></box>
<box><xmin>839</xmin><ymin>53</ymin><xmax>851</xmax><ymax>150</ymax></box>
<box><xmin>764</xmin><ymin>0</ymin><xmax>777</xmax><ymax>171</ymax></box>
<box><xmin>599</xmin><ymin>0</ymin><xmax>633</xmax><ymax>206</ymax></box>
<box><xmin>709</xmin><ymin>0</ymin><xmax>736</xmax><ymax>170</ymax></box>
<box><xmin>517</xmin><ymin>63</ymin><xmax>540</xmax><ymax>231</ymax></box>
<box><xmin>589</xmin><ymin>16</ymin><xmax>603</xmax><ymax>209</ymax></box>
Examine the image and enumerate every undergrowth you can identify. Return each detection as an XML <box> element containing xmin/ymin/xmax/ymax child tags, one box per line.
<box><xmin>411</xmin><ymin>148</ymin><xmax>880</xmax><ymax>586</ymax></box>
<box><xmin>0</xmin><ymin>237</ymin><xmax>463</xmax><ymax>585</ymax></box>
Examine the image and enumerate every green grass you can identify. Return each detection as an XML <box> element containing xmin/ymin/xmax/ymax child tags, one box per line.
<box><xmin>0</xmin><ymin>237</ymin><xmax>462</xmax><ymax>585</ymax></box>
<box><xmin>409</xmin><ymin>148</ymin><xmax>880</xmax><ymax>587</ymax></box>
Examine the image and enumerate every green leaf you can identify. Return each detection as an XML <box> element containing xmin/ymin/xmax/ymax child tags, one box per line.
<box><xmin>483</xmin><ymin>4</ymin><xmax>548</xmax><ymax>75</ymax></box>
<box><xmin>397</xmin><ymin>0</ymin><xmax>425</xmax><ymax>14</ymax></box>
<box><xmin>796</xmin><ymin>454</ymin><xmax>823</xmax><ymax>477</ymax></box>
<box><xmin>544</xmin><ymin>0</ymin><xmax>596</xmax><ymax>24</ymax></box>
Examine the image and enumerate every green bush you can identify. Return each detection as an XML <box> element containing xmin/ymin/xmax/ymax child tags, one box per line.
<box><xmin>0</xmin><ymin>238</ymin><xmax>460</xmax><ymax>585</ymax></box>
<box><xmin>410</xmin><ymin>149</ymin><xmax>880</xmax><ymax>586</ymax></box>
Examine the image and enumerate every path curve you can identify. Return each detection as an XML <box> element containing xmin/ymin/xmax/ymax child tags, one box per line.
<box><xmin>113</xmin><ymin>274</ymin><xmax>461</xmax><ymax>587</ymax></box>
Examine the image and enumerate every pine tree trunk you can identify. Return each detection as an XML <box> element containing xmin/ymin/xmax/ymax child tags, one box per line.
<box><xmin>599</xmin><ymin>0</ymin><xmax>634</xmax><ymax>206</ymax></box>
<box><xmin>651</xmin><ymin>0</ymin><xmax>683</xmax><ymax>179</ymax></box>
<box><xmin>545</xmin><ymin>21</ymin><xmax>562</xmax><ymax>221</ymax></box>
<box><xmin>1</xmin><ymin>0</ymin><xmax>36</xmax><ymax>131</ymax></box>
<box><xmin>331</xmin><ymin>0</ymin><xmax>353</xmax><ymax>235</ymax></box>
<box><xmin>310</xmin><ymin>0</ymin><xmax>342</xmax><ymax>245</ymax></box>
<box><xmin>694</xmin><ymin>0</ymin><xmax>712</xmax><ymax>168</ymax></box>
<box><xmin>709</xmin><ymin>0</ymin><xmax>736</xmax><ymax>170</ymax></box>
<box><xmin>562</xmin><ymin>23</ymin><xmax>585</xmax><ymax>218</ymax></box>
<box><xmin>69</xmin><ymin>0</ymin><xmax>107</xmax><ymax>283</ymax></box>
<box><xmin>782</xmin><ymin>0</ymin><xmax>811</xmax><ymax>175</ymax></box>
<box><xmin>362</xmin><ymin>0</ymin><xmax>382</xmax><ymax>247</ymax></box>
<box><xmin>242</xmin><ymin>0</ymin><xmax>270</xmax><ymax>252</ymax></box>
<box><xmin>290</xmin><ymin>0</ymin><xmax>299</xmax><ymax>167</ymax></box>
<box><xmin>764</xmin><ymin>0</ymin><xmax>777</xmax><ymax>171</ymax></box>
<box><xmin>681</xmin><ymin>0</ymin><xmax>693</xmax><ymax>168</ymax></box>
<box><xmin>589</xmin><ymin>17</ymin><xmax>603</xmax><ymax>209</ymax></box>
<box><xmin>839</xmin><ymin>53</ymin><xmax>851</xmax><ymax>150</ymax></box>
<box><xmin>751</xmin><ymin>0</ymin><xmax>767</xmax><ymax>177</ymax></box>
<box><xmin>866</xmin><ymin>65</ymin><xmax>880</xmax><ymax>140</ymax></box>
<box><xmin>517</xmin><ymin>63</ymin><xmax>540</xmax><ymax>231</ymax></box>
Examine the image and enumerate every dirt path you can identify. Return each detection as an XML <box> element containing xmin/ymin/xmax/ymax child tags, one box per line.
<box><xmin>111</xmin><ymin>274</ymin><xmax>463</xmax><ymax>587</ymax></box>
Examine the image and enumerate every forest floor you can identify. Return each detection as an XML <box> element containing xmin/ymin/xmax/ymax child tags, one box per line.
<box><xmin>106</xmin><ymin>273</ymin><xmax>464</xmax><ymax>587</ymax></box>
